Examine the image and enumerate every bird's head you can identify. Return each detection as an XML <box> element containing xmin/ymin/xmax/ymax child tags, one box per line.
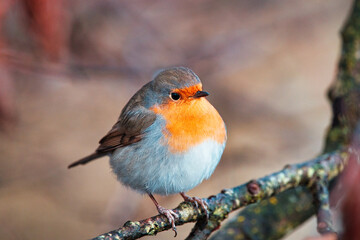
<box><xmin>148</xmin><ymin>67</ymin><xmax>210</xmax><ymax>108</ymax></box>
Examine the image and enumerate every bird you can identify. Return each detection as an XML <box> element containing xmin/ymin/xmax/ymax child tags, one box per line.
<box><xmin>68</xmin><ymin>67</ymin><xmax>227</xmax><ymax>235</ymax></box>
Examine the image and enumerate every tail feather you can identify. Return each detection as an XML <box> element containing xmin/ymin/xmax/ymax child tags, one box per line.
<box><xmin>68</xmin><ymin>152</ymin><xmax>106</xmax><ymax>169</ymax></box>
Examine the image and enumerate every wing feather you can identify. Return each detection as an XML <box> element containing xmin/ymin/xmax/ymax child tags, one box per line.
<box><xmin>96</xmin><ymin>107</ymin><xmax>156</xmax><ymax>153</ymax></box>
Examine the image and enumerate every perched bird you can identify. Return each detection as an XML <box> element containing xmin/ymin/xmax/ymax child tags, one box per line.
<box><xmin>68</xmin><ymin>67</ymin><xmax>227</xmax><ymax>234</ymax></box>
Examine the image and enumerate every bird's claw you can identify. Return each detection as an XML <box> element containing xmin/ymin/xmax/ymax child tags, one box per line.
<box><xmin>181</xmin><ymin>193</ymin><xmax>209</xmax><ymax>218</ymax></box>
<box><xmin>156</xmin><ymin>205</ymin><xmax>179</xmax><ymax>237</ymax></box>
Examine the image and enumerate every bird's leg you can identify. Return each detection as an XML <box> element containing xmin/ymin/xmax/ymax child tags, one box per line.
<box><xmin>180</xmin><ymin>192</ymin><xmax>209</xmax><ymax>218</ymax></box>
<box><xmin>148</xmin><ymin>193</ymin><xmax>179</xmax><ymax>236</ymax></box>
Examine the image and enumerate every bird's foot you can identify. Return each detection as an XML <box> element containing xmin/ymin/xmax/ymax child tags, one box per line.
<box><xmin>180</xmin><ymin>192</ymin><xmax>209</xmax><ymax>218</ymax></box>
<box><xmin>156</xmin><ymin>205</ymin><xmax>179</xmax><ymax>237</ymax></box>
<box><xmin>148</xmin><ymin>193</ymin><xmax>179</xmax><ymax>236</ymax></box>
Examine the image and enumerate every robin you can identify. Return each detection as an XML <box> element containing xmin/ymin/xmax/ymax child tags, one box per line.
<box><xmin>68</xmin><ymin>67</ymin><xmax>227</xmax><ymax>234</ymax></box>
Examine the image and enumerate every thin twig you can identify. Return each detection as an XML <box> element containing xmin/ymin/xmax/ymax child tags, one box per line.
<box><xmin>313</xmin><ymin>177</ymin><xmax>335</xmax><ymax>235</ymax></box>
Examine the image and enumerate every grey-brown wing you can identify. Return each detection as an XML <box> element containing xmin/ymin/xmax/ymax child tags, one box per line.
<box><xmin>96</xmin><ymin>107</ymin><xmax>156</xmax><ymax>153</ymax></box>
<box><xmin>68</xmin><ymin>107</ymin><xmax>156</xmax><ymax>168</ymax></box>
<box><xmin>68</xmin><ymin>108</ymin><xmax>156</xmax><ymax>169</ymax></box>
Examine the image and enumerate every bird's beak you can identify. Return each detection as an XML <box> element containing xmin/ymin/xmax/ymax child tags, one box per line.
<box><xmin>193</xmin><ymin>91</ymin><xmax>209</xmax><ymax>98</ymax></box>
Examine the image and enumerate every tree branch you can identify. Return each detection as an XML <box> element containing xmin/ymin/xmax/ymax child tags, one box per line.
<box><xmin>92</xmin><ymin>147</ymin><xmax>353</xmax><ymax>240</ymax></box>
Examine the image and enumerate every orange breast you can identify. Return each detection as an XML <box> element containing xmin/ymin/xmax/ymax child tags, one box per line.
<box><xmin>151</xmin><ymin>98</ymin><xmax>226</xmax><ymax>153</ymax></box>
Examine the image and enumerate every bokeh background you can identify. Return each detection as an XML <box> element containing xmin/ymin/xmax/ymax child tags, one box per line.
<box><xmin>0</xmin><ymin>0</ymin><xmax>353</xmax><ymax>239</ymax></box>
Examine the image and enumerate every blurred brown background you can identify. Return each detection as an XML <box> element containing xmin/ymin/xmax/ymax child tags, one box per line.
<box><xmin>0</xmin><ymin>0</ymin><xmax>353</xmax><ymax>239</ymax></box>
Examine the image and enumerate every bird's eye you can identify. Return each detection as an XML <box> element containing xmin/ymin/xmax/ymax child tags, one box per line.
<box><xmin>170</xmin><ymin>92</ymin><xmax>181</xmax><ymax>101</ymax></box>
